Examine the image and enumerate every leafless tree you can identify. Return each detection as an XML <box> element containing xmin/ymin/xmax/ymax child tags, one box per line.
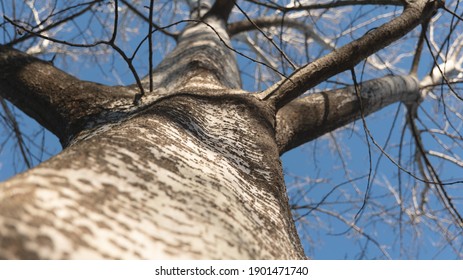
<box><xmin>0</xmin><ymin>0</ymin><xmax>462</xmax><ymax>259</ymax></box>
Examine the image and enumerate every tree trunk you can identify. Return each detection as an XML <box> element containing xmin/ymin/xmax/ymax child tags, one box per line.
<box><xmin>0</xmin><ymin>92</ymin><xmax>304</xmax><ymax>259</ymax></box>
<box><xmin>0</xmin><ymin>1</ymin><xmax>304</xmax><ymax>259</ymax></box>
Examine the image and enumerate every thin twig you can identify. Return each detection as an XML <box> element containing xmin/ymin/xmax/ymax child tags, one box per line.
<box><xmin>0</xmin><ymin>98</ymin><xmax>32</xmax><ymax>168</ymax></box>
<box><xmin>119</xmin><ymin>0</ymin><xmax>178</xmax><ymax>39</ymax></box>
<box><xmin>407</xmin><ymin>109</ymin><xmax>463</xmax><ymax>230</ymax></box>
<box><xmin>234</xmin><ymin>2</ymin><xmax>296</xmax><ymax>70</ymax></box>
<box><xmin>5</xmin><ymin>5</ymin><xmax>146</xmax><ymax>105</ymax></box>
<box><xmin>5</xmin><ymin>1</ymin><xmax>97</xmax><ymax>46</ymax></box>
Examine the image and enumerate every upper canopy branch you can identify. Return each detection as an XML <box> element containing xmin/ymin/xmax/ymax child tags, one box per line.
<box><xmin>244</xmin><ymin>0</ymin><xmax>403</xmax><ymax>11</ymax></box>
<box><xmin>228</xmin><ymin>15</ymin><xmax>334</xmax><ymax>49</ymax></box>
<box><xmin>259</xmin><ymin>0</ymin><xmax>441</xmax><ymax>109</ymax></box>
<box><xmin>205</xmin><ymin>0</ymin><xmax>236</xmax><ymax>22</ymax></box>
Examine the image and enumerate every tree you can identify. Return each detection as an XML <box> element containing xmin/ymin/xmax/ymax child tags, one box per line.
<box><xmin>0</xmin><ymin>0</ymin><xmax>462</xmax><ymax>259</ymax></box>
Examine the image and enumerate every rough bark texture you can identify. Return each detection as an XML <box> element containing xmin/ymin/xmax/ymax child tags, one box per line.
<box><xmin>0</xmin><ymin>92</ymin><xmax>303</xmax><ymax>259</ymax></box>
<box><xmin>0</xmin><ymin>46</ymin><xmax>136</xmax><ymax>146</ymax></box>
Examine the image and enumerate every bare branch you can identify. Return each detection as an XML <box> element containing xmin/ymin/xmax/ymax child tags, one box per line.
<box><xmin>0</xmin><ymin>98</ymin><xmax>32</xmax><ymax>168</ymax></box>
<box><xmin>234</xmin><ymin>3</ymin><xmax>296</xmax><ymax>69</ymax></box>
<box><xmin>428</xmin><ymin>150</ymin><xmax>463</xmax><ymax>168</ymax></box>
<box><xmin>228</xmin><ymin>15</ymin><xmax>334</xmax><ymax>49</ymax></box>
<box><xmin>243</xmin><ymin>0</ymin><xmax>403</xmax><ymax>12</ymax></box>
<box><xmin>5</xmin><ymin>1</ymin><xmax>98</xmax><ymax>47</ymax></box>
<box><xmin>260</xmin><ymin>0</ymin><xmax>441</xmax><ymax>109</ymax></box>
<box><xmin>407</xmin><ymin>111</ymin><xmax>463</xmax><ymax>229</ymax></box>
<box><xmin>276</xmin><ymin>75</ymin><xmax>420</xmax><ymax>154</ymax></box>
<box><xmin>410</xmin><ymin>20</ymin><xmax>430</xmax><ymax>74</ymax></box>
<box><xmin>205</xmin><ymin>0</ymin><xmax>236</xmax><ymax>22</ymax></box>
<box><xmin>4</xmin><ymin>13</ymin><xmax>146</xmax><ymax>104</ymax></box>
<box><xmin>119</xmin><ymin>0</ymin><xmax>179</xmax><ymax>39</ymax></box>
<box><xmin>0</xmin><ymin>46</ymin><xmax>135</xmax><ymax>146</ymax></box>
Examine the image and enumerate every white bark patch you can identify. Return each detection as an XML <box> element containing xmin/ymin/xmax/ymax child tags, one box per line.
<box><xmin>331</xmin><ymin>75</ymin><xmax>420</xmax><ymax>111</ymax></box>
<box><xmin>361</xmin><ymin>75</ymin><xmax>420</xmax><ymax>107</ymax></box>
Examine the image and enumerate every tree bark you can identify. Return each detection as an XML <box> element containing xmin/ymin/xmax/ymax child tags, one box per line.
<box><xmin>276</xmin><ymin>75</ymin><xmax>420</xmax><ymax>154</ymax></box>
<box><xmin>0</xmin><ymin>46</ymin><xmax>136</xmax><ymax>146</ymax></box>
<box><xmin>0</xmin><ymin>92</ymin><xmax>304</xmax><ymax>259</ymax></box>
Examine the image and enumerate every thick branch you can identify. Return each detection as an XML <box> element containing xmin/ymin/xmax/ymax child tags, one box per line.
<box><xmin>206</xmin><ymin>0</ymin><xmax>236</xmax><ymax>22</ymax></box>
<box><xmin>244</xmin><ymin>0</ymin><xmax>403</xmax><ymax>11</ymax></box>
<box><xmin>0</xmin><ymin>46</ymin><xmax>135</xmax><ymax>146</ymax></box>
<box><xmin>276</xmin><ymin>75</ymin><xmax>420</xmax><ymax>154</ymax></box>
<box><xmin>260</xmin><ymin>0</ymin><xmax>440</xmax><ymax>109</ymax></box>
